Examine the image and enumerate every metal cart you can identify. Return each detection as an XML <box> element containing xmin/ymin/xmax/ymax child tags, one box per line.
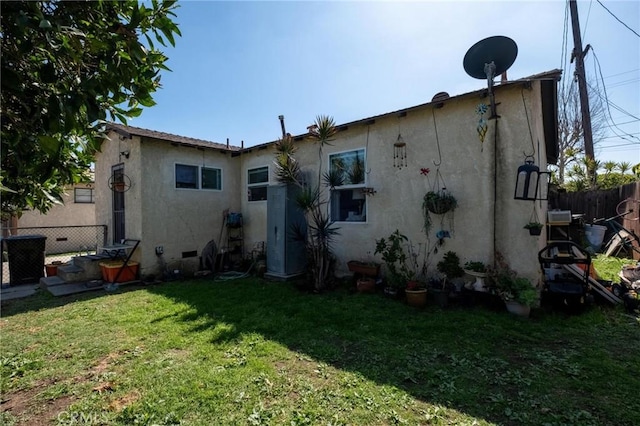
<box><xmin>538</xmin><ymin>241</ymin><xmax>592</xmax><ymax>312</ymax></box>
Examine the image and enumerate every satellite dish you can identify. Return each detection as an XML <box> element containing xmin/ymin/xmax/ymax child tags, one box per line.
<box><xmin>463</xmin><ymin>36</ymin><xmax>518</xmax><ymax>117</ymax></box>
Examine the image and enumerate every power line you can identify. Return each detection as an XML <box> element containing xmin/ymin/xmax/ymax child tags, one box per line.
<box><xmin>600</xmin><ymin>119</ymin><xmax>640</xmax><ymax>129</ymax></box>
<box><xmin>582</xmin><ymin>0</ymin><xmax>594</xmax><ymax>39</ymax></box>
<box><xmin>590</xmin><ymin>48</ymin><xmax>640</xmax><ymax>142</ymax></box>
<box><xmin>603</xmin><ymin>69</ymin><xmax>640</xmax><ymax>79</ymax></box>
<box><xmin>560</xmin><ymin>0</ymin><xmax>570</xmax><ymax>74</ymax></box>
<box><xmin>599</xmin><ymin>133</ymin><xmax>640</xmax><ymax>141</ymax></box>
<box><xmin>596</xmin><ymin>0</ymin><xmax>640</xmax><ymax>38</ymax></box>
<box><xmin>606</xmin><ymin>78</ymin><xmax>640</xmax><ymax>89</ymax></box>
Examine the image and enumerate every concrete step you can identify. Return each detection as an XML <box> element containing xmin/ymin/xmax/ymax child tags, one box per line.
<box><xmin>72</xmin><ymin>255</ymin><xmax>108</xmax><ymax>280</ymax></box>
<box><xmin>57</xmin><ymin>264</ymin><xmax>88</xmax><ymax>283</ymax></box>
<box><xmin>40</xmin><ymin>276</ymin><xmax>65</xmax><ymax>290</ymax></box>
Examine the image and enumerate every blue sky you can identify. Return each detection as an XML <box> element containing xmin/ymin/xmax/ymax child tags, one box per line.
<box><xmin>131</xmin><ymin>0</ymin><xmax>640</xmax><ymax>165</ymax></box>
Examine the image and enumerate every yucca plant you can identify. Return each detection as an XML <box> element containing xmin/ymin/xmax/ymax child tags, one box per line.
<box><xmin>273</xmin><ymin>115</ymin><xmax>340</xmax><ymax>291</ymax></box>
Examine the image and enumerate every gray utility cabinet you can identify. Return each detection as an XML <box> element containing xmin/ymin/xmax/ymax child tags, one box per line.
<box><xmin>265</xmin><ymin>184</ymin><xmax>307</xmax><ymax>280</ymax></box>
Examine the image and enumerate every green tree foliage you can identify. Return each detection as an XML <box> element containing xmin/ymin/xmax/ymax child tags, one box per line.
<box><xmin>1</xmin><ymin>0</ymin><xmax>181</xmax><ymax>218</ymax></box>
<box><xmin>273</xmin><ymin>116</ymin><xmax>340</xmax><ymax>292</ymax></box>
<box><xmin>563</xmin><ymin>158</ymin><xmax>638</xmax><ymax>192</ymax></box>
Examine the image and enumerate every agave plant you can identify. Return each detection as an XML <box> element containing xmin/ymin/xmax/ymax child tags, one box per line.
<box><xmin>273</xmin><ymin>115</ymin><xmax>340</xmax><ymax>291</ymax></box>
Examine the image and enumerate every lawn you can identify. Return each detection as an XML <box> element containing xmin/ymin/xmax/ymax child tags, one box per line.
<box><xmin>1</xmin><ymin>276</ymin><xmax>639</xmax><ymax>426</ymax></box>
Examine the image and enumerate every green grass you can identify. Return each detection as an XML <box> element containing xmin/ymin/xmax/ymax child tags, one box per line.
<box><xmin>592</xmin><ymin>254</ymin><xmax>637</xmax><ymax>281</ymax></box>
<box><xmin>1</xmin><ymin>278</ymin><xmax>639</xmax><ymax>425</ymax></box>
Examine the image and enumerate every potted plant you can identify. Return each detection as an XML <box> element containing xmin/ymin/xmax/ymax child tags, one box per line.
<box><xmin>524</xmin><ymin>221</ymin><xmax>544</xmax><ymax>236</ymax></box>
<box><xmin>422</xmin><ymin>188</ymin><xmax>457</xmax><ymax>234</ymax></box>
<box><xmin>433</xmin><ymin>251</ymin><xmax>464</xmax><ymax>307</ymax></box>
<box><xmin>347</xmin><ymin>260</ymin><xmax>381</xmax><ymax>278</ymax></box>
<box><xmin>375</xmin><ymin>230</ymin><xmax>427</xmax><ymax>306</ymax></box>
<box><xmin>488</xmin><ymin>253</ymin><xmax>538</xmax><ymax>317</ymax></box>
<box><xmin>463</xmin><ymin>260</ymin><xmax>488</xmax><ymax>292</ymax></box>
<box><xmin>356</xmin><ymin>276</ymin><xmax>376</xmax><ymax>293</ymax></box>
<box><xmin>423</xmin><ymin>189</ymin><xmax>457</xmax><ymax>215</ymax></box>
<box><xmin>375</xmin><ymin>230</ymin><xmax>411</xmax><ymax>293</ymax></box>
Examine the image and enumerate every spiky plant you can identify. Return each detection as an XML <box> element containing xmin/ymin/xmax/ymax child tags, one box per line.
<box><xmin>273</xmin><ymin>115</ymin><xmax>340</xmax><ymax>291</ymax></box>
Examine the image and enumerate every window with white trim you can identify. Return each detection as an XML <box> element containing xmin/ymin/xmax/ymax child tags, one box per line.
<box><xmin>74</xmin><ymin>188</ymin><xmax>95</xmax><ymax>203</ymax></box>
<box><xmin>175</xmin><ymin>164</ymin><xmax>198</xmax><ymax>189</ymax></box>
<box><xmin>247</xmin><ymin>166</ymin><xmax>269</xmax><ymax>201</ymax></box>
<box><xmin>175</xmin><ymin>164</ymin><xmax>222</xmax><ymax>190</ymax></box>
<box><xmin>202</xmin><ymin>167</ymin><xmax>222</xmax><ymax>190</ymax></box>
<box><xmin>329</xmin><ymin>149</ymin><xmax>366</xmax><ymax>222</ymax></box>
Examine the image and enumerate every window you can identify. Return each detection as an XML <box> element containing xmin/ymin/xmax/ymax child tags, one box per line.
<box><xmin>248</xmin><ymin>166</ymin><xmax>269</xmax><ymax>201</ymax></box>
<box><xmin>74</xmin><ymin>188</ymin><xmax>94</xmax><ymax>203</ymax></box>
<box><xmin>329</xmin><ymin>149</ymin><xmax>366</xmax><ymax>222</ymax></box>
<box><xmin>202</xmin><ymin>167</ymin><xmax>222</xmax><ymax>190</ymax></box>
<box><xmin>175</xmin><ymin>164</ymin><xmax>198</xmax><ymax>189</ymax></box>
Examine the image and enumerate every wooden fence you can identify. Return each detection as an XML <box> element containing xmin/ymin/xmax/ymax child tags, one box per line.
<box><xmin>548</xmin><ymin>181</ymin><xmax>640</xmax><ymax>258</ymax></box>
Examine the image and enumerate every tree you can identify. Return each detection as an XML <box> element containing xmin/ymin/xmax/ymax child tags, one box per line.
<box><xmin>1</xmin><ymin>0</ymin><xmax>181</xmax><ymax>218</ymax></box>
<box><xmin>273</xmin><ymin>116</ymin><xmax>340</xmax><ymax>292</ymax></box>
<box><xmin>554</xmin><ymin>80</ymin><xmax>606</xmax><ymax>186</ymax></box>
<box><xmin>564</xmin><ymin>158</ymin><xmax>638</xmax><ymax>191</ymax></box>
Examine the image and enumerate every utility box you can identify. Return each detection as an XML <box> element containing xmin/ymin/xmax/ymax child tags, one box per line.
<box><xmin>2</xmin><ymin>235</ymin><xmax>47</xmax><ymax>285</ymax></box>
<box><xmin>265</xmin><ymin>184</ymin><xmax>307</xmax><ymax>280</ymax></box>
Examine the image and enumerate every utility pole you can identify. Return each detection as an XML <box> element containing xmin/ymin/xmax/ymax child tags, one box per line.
<box><xmin>569</xmin><ymin>0</ymin><xmax>595</xmax><ymax>163</ymax></box>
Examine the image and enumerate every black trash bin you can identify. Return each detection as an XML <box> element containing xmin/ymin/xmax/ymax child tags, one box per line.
<box><xmin>2</xmin><ymin>235</ymin><xmax>47</xmax><ymax>285</ymax></box>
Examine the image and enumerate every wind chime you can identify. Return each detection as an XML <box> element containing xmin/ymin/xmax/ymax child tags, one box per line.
<box><xmin>393</xmin><ymin>113</ymin><xmax>407</xmax><ymax>169</ymax></box>
<box><xmin>393</xmin><ymin>133</ymin><xmax>407</xmax><ymax>169</ymax></box>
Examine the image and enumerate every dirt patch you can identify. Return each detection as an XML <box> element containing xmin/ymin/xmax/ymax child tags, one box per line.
<box><xmin>89</xmin><ymin>352</ymin><xmax>121</xmax><ymax>376</ymax></box>
<box><xmin>164</xmin><ymin>348</ymin><xmax>190</xmax><ymax>359</ymax></box>
<box><xmin>108</xmin><ymin>390</ymin><xmax>140</xmax><ymax>412</ymax></box>
<box><xmin>1</xmin><ymin>379</ymin><xmax>75</xmax><ymax>426</ymax></box>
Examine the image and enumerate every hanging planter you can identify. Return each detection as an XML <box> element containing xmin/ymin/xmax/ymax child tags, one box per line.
<box><xmin>524</xmin><ymin>206</ymin><xmax>543</xmax><ymax>236</ymax></box>
<box><xmin>424</xmin><ymin>189</ymin><xmax>457</xmax><ymax>215</ymax></box>
<box><xmin>524</xmin><ymin>222</ymin><xmax>543</xmax><ymax>236</ymax></box>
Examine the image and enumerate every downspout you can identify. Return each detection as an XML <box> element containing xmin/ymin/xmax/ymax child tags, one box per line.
<box><xmin>492</xmin><ymin>117</ymin><xmax>499</xmax><ymax>266</ymax></box>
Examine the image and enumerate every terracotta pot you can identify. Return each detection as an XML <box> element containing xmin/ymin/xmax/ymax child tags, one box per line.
<box><xmin>405</xmin><ymin>288</ymin><xmax>428</xmax><ymax>308</ymax></box>
<box><xmin>45</xmin><ymin>264</ymin><xmax>58</xmax><ymax>277</ymax></box>
<box><xmin>347</xmin><ymin>261</ymin><xmax>380</xmax><ymax>277</ymax></box>
<box><xmin>357</xmin><ymin>278</ymin><xmax>376</xmax><ymax>293</ymax></box>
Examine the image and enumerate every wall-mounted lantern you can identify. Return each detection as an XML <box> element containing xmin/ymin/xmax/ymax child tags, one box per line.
<box><xmin>514</xmin><ymin>156</ymin><xmax>550</xmax><ymax>201</ymax></box>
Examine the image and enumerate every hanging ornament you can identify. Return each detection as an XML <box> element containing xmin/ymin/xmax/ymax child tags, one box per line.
<box><xmin>475</xmin><ymin>103</ymin><xmax>488</xmax><ymax>148</ymax></box>
<box><xmin>393</xmin><ymin>134</ymin><xmax>407</xmax><ymax>169</ymax></box>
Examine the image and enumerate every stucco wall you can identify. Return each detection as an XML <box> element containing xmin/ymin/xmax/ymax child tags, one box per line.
<box><xmin>95</xmin><ymin>77</ymin><xmax>552</xmax><ymax>285</ymax></box>
<box><xmin>18</xmin><ymin>183</ymin><xmax>96</xmax><ymax>228</ymax></box>
<box><xmin>96</xmin><ymin>132</ymin><xmax>242</xmax><ymax>277</ymax></box>
<box><xmin>238</xmin><ymin>81</ymin><xmax>549</xmax><ymax>285</ymax></box>
<box><xmin>95</xmin><ymin>132</ymin><xmax>141</xmax><ymax>262</ymax></box>
<box><xmin>138</xmin><ymin>139</ymin><xmax>240</xmax><ymax>276</ymax></box>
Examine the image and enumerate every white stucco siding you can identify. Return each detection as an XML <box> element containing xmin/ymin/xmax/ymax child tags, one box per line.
<box><xmin>137</xmin><ymin>139</ymin><xmax>240</xmax><ymax>276</ymax></box>
<box><xmin>492</xmin><ymin>82</ymin><xmax>549</xmax><ymax>283</ymax></box>
<box><xmin>238</xmin><ymin>82</ymin><xmax>549</xmax><ymax>285</ymax></box>
<box><xmin>94</xmin><ymin>74</ymin><xmax>555</xmax><ymax>285</ymax></box>
<box><xmin>239</xmin><ymin>152</ymin><xmax>273</xmax><ymax>257</ymax></box>
<box><xmin>17</xmin><ymin>183</ymin><xmax>96</xmax><ymax>228</ymax></box>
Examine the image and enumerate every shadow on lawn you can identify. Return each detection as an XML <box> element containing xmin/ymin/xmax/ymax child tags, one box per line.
<box><xmin>4</xmin><ymin>277</ymin><xmax>635</xmax><ymax>425</ymax></box>
<box><xmin>143</xmin><ymin>277</ymin><xmax>637</xmax><ymax>426</ymax></box>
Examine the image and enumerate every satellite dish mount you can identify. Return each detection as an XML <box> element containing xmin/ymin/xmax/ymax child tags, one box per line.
<box><xmin>463</xmin><ymin>36</ymin><xmax>518</xmax><ymax>119</ymax></box>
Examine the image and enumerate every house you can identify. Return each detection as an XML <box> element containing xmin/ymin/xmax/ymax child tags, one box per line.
<box><xmin>16</xmin><ymin>182</ymin><xmax>96</xmax><ymax>228</ymax></box>
<box><xmin>96</xmin><ymin>69</ymin><xmax>561</xmax><ymax>285</ymax></box>
<box><xmin>3</xmin><ymin>181</ymin><xmax>99</xmax><ymax>255</ymax></box>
